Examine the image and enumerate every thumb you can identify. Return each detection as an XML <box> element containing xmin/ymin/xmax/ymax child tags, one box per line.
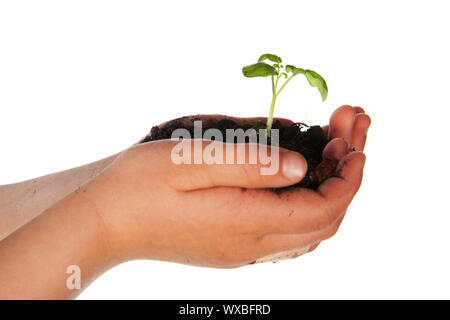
<box><xmin>161</xmin><ymin>140</ymin><xmax>308</xmax><ymax>191</ymax></box>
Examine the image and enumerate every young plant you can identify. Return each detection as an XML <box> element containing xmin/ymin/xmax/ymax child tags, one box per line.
<box><xmin>242</xmin><ymin>53</ymin><xmax>328</xmax><ymax>136</ymax></box>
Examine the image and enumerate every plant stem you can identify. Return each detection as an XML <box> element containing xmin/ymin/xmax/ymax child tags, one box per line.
<box><xmin>267</xmin><ymin>72</ymin><xmax>281</xmax><ymax>136</ymax></box>
<box><xmin>266</xmin><ymin>91</ymin><xmax>277</xmax><ymax>136</ymax></box>
<box><xmin>274</xmin><ymin>73</ymin><xmax>280</xmax><ymax>91</ymax></box>
<box><xmin>271</xmin><ymin>75</ymin><xmax>275</xmax><ymax>95</ymax></box>
<box><xmin>267</xmin><ymin>70</ymin><xmax>297</xmax><ymax>136</ymax></box>
<box><xmin>276</xmin><ymin>74</ymin><xmax>296</xmax><ymax>96</ymax></box>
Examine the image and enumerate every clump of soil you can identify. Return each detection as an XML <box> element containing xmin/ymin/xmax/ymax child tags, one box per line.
<box><xmin>141</xmin><ymin>116</ymin><xmax>337</xmax><ymax>191</ymax></box>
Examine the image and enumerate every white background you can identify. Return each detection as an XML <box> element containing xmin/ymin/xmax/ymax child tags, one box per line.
<box><xmin>1</xmin><ymin>0</ymin><xmax>449</xmax><ymax>299</ymax></box>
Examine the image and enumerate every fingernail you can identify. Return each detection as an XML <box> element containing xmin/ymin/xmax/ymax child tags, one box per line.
<box><xmin>282</xmin><ymin>152</ymin><xmax>307</xmax><ymax>181</ymax></box>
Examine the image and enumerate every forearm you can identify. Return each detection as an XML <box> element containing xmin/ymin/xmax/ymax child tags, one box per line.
<box><xmin>0</xmin><ymin>154</ymin><xmax>117</xmax><ymax>240</ymax></box>
<box><xmin>0</xmin><ymin>187</ymin><xmax>114</xmax><ymax>299</ymax></box>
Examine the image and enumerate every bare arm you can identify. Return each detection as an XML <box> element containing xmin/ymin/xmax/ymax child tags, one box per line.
<box><xmin>0</xmin><ymin>155</ymin><xmax>117</xmax><ymax>241</ymax></box>
<box><xmin>0</xmin><ymin>106</ymin><xmax>370</xmax><ymax>299</ymax></box>
<box><xmin>0</xmin><ymin>186</ymin><xmax>113</xmax><ymax>299</ymax></box>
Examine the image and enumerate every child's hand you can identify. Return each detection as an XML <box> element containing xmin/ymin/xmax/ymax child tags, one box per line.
<box><xmin>80</xmin><ymin>106</ymin><xmax>370</xmax><ymax>268</ymax></box>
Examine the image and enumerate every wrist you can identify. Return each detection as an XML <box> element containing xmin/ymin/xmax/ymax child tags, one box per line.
<box><xmin>69</xmin><ymin>181</ymin><xmax>125</xmax><ymax>269</ymax></box>
<box><xmin>75</xmin><ymin>164</ymin><xmax>146</xmax><ymax>265</ymax></box>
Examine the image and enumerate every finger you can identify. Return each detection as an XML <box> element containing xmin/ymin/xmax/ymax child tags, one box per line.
<box><xmin>329</xmin><ymin>105</ymin><xmax>356</xmax><ymax>143</ymax></box>
<box><xmin>257</xmin><ymin>215</ymin><xmax>344</xmax><ymax>257</ymax></box>
<box><xmin>322</xmin><ymin>138</ymin><xmax>349</xmax><ymax>161</ymax></box>
<box><xmin>318</xmin><ymin>151</ymin><xmax>366</xmax><ymax>207</ymax></box>
<box><xmin>324</xmin><ymin>105</ymin><xmax>364</xmax><ymax>141</ymax></box>
<box><xmin>351</xmin><ymin>113</ymin><xmax>371</xmax><ymax>151</ymax></box>
<box><xmin>354</xmin><ymin>106</ymin><xmax>365</xmax><ymax>114</ymax></box>
<box><xmin>219</xmin><ymin>184</ymin><xmax>341</xmax><ymax>235</ymax></box>
<box><xmin>248</xmin><ymin>152</ymin><xmax>364</xmax><ymax>234</ymax></box>
<box><xmin>159</xmin><ymin>140</ymin><xmax>308</xmax><ymax>190</ymax></box>
<box><xmin>187</xmin><ymin>169</ymin><xmax>349</xmax><ymax>236</ymax></box>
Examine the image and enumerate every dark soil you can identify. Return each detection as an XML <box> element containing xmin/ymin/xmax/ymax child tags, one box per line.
<box><xmin>141</xmin><ymin>116</ymin><xmax>338</xmax><ymax>192</ymax></box>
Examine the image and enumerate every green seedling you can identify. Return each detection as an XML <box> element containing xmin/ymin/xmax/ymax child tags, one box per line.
<box><xmin>242</xmin><ymin>53</ymin><xmax>328</xmax><ymax>136</ymax></box>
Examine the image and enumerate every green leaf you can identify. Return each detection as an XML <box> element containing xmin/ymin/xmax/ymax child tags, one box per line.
<box><xmin>286</xmin><ymin>65</ymin><xmax>304</xmax><ymax>75</ymax></box>
<box><xmin>242</xmin><ymin>62</ymin><xmax>278</xmax><ymax>77</ymax></box>
<box><xmin>257</xmin><ymin>53</ymin><xmax>282</xmax><ymax>64</ymax></box>
<box><xmin>304</xmin><ymin>69</ymin><xmax>328</xmax><ymax>101</ymax></box>
<box><xmin>252</xmin><ymin>120</ymin><xmax>266</xmax><ymax>130</ymax></box>
<box><xmin>292</xmin><ymin>67</ymin><xmax>305</xmax><ymax>75</ymax></box>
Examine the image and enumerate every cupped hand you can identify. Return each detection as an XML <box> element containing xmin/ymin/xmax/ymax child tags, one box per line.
<box><xmin>81</xmin><ymin>107</ymin><xmax>370</xmax><ymax>268</ymax></box>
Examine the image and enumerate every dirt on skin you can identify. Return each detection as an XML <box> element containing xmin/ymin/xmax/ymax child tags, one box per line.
<box><xmin>141</xmin><ymin>115</ymin><xmax>338</xmax><ymax>192</ymax></box>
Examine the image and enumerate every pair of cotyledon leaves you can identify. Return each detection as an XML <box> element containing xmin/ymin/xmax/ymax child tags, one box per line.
<box><xmin>242</xmin><ymin>53</ymin><xmax>328</xmax><ymax>101</ymax></box>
